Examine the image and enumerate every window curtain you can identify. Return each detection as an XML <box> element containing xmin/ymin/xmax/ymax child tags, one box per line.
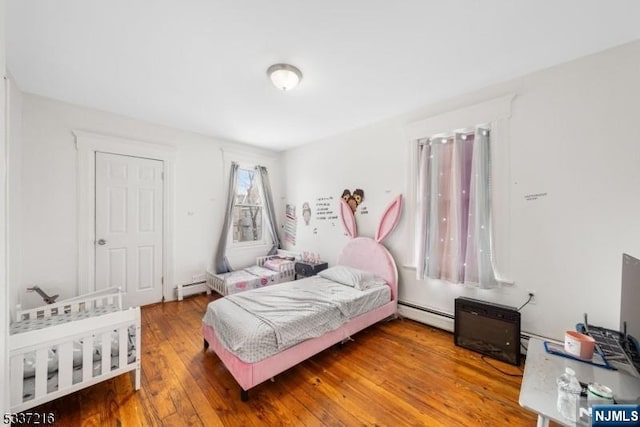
<box><xmin>214</xmin><ymin>162</ymin><xmax>239</xmax><ymax>273</ymax></box>
<box><xmin>415</xmin><ymin>128</ymin><xmax>498</xmax><ymax>288</ymax></box>
<box><xmin>255</xmin><ymin>165</ymin><xmax>281</xmax><ymax>254</ymax></box>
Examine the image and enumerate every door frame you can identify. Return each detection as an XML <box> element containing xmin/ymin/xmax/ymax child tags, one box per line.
<box><xmin>74</xmin><ymin>130</ymin><xmax>176</xmax><ymax>301</ymax></box>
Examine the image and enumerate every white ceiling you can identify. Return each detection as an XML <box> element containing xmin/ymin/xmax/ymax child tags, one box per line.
<box><xmin>7</xmin><ymin>1</ymin><xmax>640</xmax><ymax>151</ymax></box>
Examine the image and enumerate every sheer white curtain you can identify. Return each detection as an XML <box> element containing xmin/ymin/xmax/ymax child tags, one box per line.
<box><xmin>415</xmin><ymin>128</ymin><xmax>498</xmax><ymax>288</ymax></box>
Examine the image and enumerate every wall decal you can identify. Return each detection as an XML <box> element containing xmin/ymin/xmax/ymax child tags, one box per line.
<box><xmin>315</xmin><ymin>196</ymin><xmax>337</xmax><ymax>222</ymax></box>
<box><xmin>524</xmin><ymin>192</ymin><xmax>548</xmax><ymax>201</ymax></box>
<box><xmin>341</xmin><ymin>188</ymin><xmax>364</xmax><ymax>213</ymax></box>
<box><xmin>302</xmin><ymin>202</ymin><xmax>312</xmax><ymax>225</ymax></box>
<box><xmin>284</xmin><ymin>204</ymin><xmax>297</xmax><ymax>245</ymax></box>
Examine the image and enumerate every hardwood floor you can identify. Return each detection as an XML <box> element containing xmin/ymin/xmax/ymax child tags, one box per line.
<box><xmin>30</xmin><ymin>294</ymin><xmax>538</xmax><ymax>426</ymax></box>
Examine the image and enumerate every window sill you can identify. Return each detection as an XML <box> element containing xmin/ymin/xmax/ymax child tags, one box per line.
<box><xmin>401</xmin><ymin>264</ymin><xmax>515</xmax><ymax>286</ymax></box>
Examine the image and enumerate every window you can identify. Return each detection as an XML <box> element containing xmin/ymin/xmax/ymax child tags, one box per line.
<box><xmin>407</xmin><ymin>95</ymin><xmax>514</xmax><ymax>288</ymax></box>
<box><xmin>232</xmin><ymin>168</ymin><xmax>263</xmax><ymax>244</ymax></box>
<box><xmin>214</xmin><ymin>159</ymin><xmax>280</xmax><ymax>274</ymax></box>
<box><xmin>415</xmin><ymin>127</ymin><xmax>499</xmax><ymax>287</ymax></box>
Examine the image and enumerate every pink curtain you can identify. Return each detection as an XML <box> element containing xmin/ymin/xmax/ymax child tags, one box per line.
<box><xmin>415</xmin><ymin>129</ymin><xmax>498</xmax><ymax>288</ymax></box>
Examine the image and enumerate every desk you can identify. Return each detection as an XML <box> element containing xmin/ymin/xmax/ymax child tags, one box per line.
<box><xmin>519</xmin><ymin>338</ymin><xmax>640</xmax><ymax>426</ymax></box>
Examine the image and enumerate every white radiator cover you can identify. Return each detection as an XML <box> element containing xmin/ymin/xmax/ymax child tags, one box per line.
<box><xmin>175</xmin><ymin>282</ymin><xmax>209</xmax><ymax>301</ymax></box>
<box><xmin>398</xmin><ymin>304</ymin><xmax>454</xmax><ymax>332</ymax></box>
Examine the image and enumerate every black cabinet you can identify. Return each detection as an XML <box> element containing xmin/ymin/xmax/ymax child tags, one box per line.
<box><xmin>294</xmin><ymin>261</ymin><xmax>328</xmax><ymax>279</ymax></box>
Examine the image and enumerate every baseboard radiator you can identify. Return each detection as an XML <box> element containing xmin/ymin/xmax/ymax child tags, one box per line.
<box><xmin>397</xmin><ymin>301</ymin><xmax>557</xmax><ymax>355</ymax></box>
<box><xmin>398</xmin><ymin>301</ymin><xmax>455</xmax><ymax>332</ymax></box>
<box><xmin>175</xmin><ymin>281</ymin><xmax>209</xmax><ymax>301</ymax></box>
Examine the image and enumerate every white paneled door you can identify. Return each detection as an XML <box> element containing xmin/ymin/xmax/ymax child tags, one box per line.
<box><xmin>95</xmin><ymin>152</ymin><xmax>164</xmax><ymax>308</ymax></box>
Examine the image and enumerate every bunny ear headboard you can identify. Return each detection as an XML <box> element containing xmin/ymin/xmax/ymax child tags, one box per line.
<box><xmin>375</xmin><ymin>195</ymin><xmax>402</xmax><ymax>243</ymax></box>
<box><xmin>339</xmin><ymin>199</ymin><xmax>357</xmax><ymax>238</ymax></box>
<box><xmin>338</xmin><ymin>195</ymin><xmax>402</xmax><ymax>241</ymax></box>
<box><xmin>337</xmin><ymin>195</ymin><xmax>403</xmax><ymax>300</ymax></box>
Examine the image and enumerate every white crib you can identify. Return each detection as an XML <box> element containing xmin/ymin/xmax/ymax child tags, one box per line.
<box><xmin>9</xmin><ymin>288</ymin><xmax>141</xmax><ymax>413</ymax></box>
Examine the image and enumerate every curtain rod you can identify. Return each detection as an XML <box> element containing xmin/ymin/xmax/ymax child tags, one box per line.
<box><xmin>417</xmin><ymin>128</ymin><xmax>490</xmax><ymax>146</ymax></box>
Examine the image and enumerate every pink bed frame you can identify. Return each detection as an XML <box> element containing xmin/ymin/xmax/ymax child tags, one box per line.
<box><xmin>202</xmin><ymin>195</ymin><xmax>403</xmax><ymax>400</ymax></box>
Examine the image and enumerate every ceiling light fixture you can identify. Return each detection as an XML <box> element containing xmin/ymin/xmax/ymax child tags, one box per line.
<box><xmin>267</xmin><ymin>63</ymin><xmax>303</xmax><ymax>91</ymax></box>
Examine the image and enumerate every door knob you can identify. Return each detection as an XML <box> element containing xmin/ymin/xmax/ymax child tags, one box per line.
<box><xmin>97</xmin><ymin>239</ymin><xmax>107</xmax><ymax>245</ymax></box>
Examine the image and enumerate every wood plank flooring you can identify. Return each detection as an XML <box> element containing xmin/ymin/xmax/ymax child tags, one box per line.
<box><xmin>29</xmin><ymin>294</ymin><xmax>539</xmax><ymax>426</ymax></box>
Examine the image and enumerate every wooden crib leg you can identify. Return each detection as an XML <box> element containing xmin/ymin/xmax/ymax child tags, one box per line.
<box><xmin>240</xmin><ymin>389</ymin><xmax>249</xmax><ymax>402</ymax></box>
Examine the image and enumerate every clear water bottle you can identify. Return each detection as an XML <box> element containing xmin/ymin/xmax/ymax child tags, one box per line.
<box><xmin>557</xmin><ymin>367</ymin><xmax>582</xmax><ymax>421</ymax></box>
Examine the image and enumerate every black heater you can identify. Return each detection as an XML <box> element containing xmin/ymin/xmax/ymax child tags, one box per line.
<box><xmin>454</xmin><ymin>297</ymin><xmax>521</xmax><ymax>365</ymax></box>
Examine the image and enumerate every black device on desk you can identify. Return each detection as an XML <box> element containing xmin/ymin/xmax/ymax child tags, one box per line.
<box><xmin>578</xmin><ymin>315</ymin><xmax>640</xmax><ymax>378</ymax></box>
<box><xmin>576</xmin><ymin>253</ymin><xmax>640</xmax><ymax>378</ymax></box>
<box><xmin>294</xmin><ymin>260</ymin><xmax>328</xmax><ymax>279</ymax></box>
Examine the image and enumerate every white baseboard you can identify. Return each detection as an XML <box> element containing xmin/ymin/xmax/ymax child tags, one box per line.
<box><xmin>398</xmin><ymin>304</ymin><xmax>454</xmax><ymax>332</ymax></box>
<box><xmin>175</xmin><ymin>281</ymin><xmax>209</xmax><ymax>301</ymax></box>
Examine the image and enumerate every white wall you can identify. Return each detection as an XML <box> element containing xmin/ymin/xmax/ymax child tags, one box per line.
<box><xmin>282</xmin><ymin>122</ymin><xmax>407</xmax><ymax>262</ymax></box>
<box><xmin>282</xmin><ymin>40</ymin><xmax>640</xmax><ymax>340</ymax></box>
<box><xmin>0</xmin><ymin>0</ymin><xmax>8</xmax><ymax>414</ymax></box>
<box><xmin>7</xmin><ymin>73</ymin><xmax>21</xmax><ymax>317</ymax></box>
<box><xmin>18</xmin><ymin>94</ymin><xmax>283</xmax><ymax>308</ymax></box>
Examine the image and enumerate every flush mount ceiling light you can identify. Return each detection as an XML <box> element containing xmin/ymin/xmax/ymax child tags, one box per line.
<box><xmin>267</xmin><ymin>63</ymin><xmax>303</xmax><ymax>91</ymax></box>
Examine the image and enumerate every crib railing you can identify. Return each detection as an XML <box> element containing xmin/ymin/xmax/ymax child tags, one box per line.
<box><xmin>15</xmin><ymin>288</ymin><xmax>123</xmax><ymax>321</ymax></box>
<box><xmin>10</xmin><ymin>307</ymin><xmax>140</xmax><ymax>413</ymax></box>
<box><xmin>256</xmin><ymin>250</ymin><xmax>298</xmax><ymax>279</ymax></box>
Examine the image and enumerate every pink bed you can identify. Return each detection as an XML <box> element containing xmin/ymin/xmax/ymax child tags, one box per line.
<box><xmin>202</xmin><ymin>195</ymin><xmax>402</xmax><ymax>400</ymax></box>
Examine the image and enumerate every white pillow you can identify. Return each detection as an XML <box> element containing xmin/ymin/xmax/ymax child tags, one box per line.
<box><xmin>319</xmin><ymin>265</ymin><xmax>386</xmax><ymax>290</ymax></box>
<box><xmin>356</xmin><ymin>276</ymin><xmax>388</xmax><ymax>290</ymax></box>
<box><xmin>318</xmin><ymin>265</ymin><xmax>368</xmax><ymax>287</ymax></box>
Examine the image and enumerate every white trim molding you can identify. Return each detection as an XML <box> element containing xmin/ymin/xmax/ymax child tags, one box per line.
<box><xmin>405</xmin><ymin>94</ymin><xmax>516</xmax><ymax>141</ymax></box>
<box><xmin>74</xmin><ymin>130</ymin><xmax>176</xmax><ymax>301</ymax></box>
<box><xmin>1</xmin><ymin>72</ymin><xmax>11</xmax><ymax>415</ymax></box>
